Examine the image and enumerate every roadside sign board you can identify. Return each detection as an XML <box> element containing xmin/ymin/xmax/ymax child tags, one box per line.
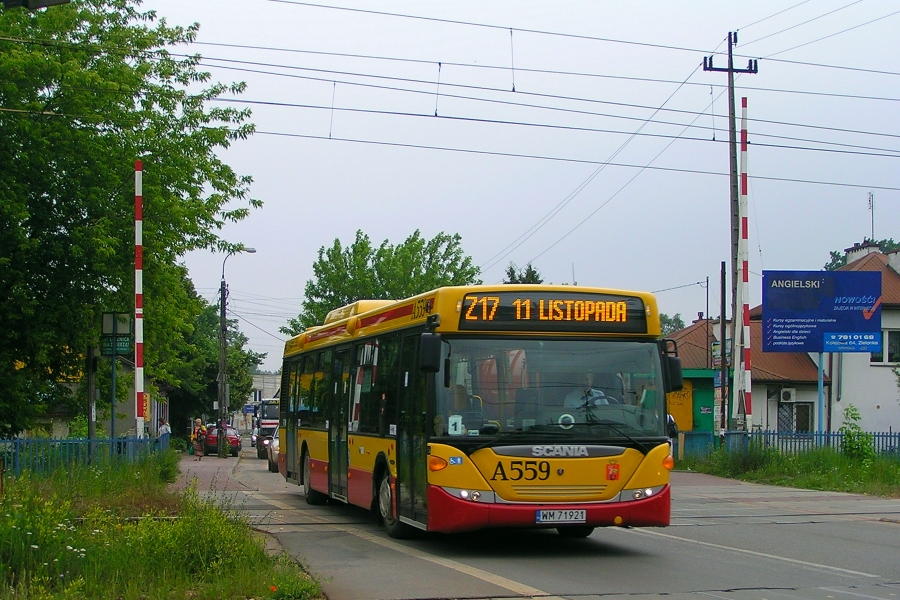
<box><xmin>762</xmin><ymin>270</ymin><xmax>882</xmax><ymax>353</ymax></box>
<box><xmin>100</xmin><ymin>335</ymin><xmax>132</xmax><ymax>356</ymax></box>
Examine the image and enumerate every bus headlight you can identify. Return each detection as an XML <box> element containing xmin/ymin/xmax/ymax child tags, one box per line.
<box><xmin>623</xmin><ymin>484</ymin><xmax>665</xmax><ymax>501</ymax></box>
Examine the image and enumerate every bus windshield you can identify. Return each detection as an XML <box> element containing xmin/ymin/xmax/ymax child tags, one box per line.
<box><xmin>261</xmin><ymin>403</ymin><xmax>279</xmax><ymax>420</ymax></box>
<box><xmin>434</xmin><ymin>338</ymin><xmax>667</xmax><ymax>440</ymax></box>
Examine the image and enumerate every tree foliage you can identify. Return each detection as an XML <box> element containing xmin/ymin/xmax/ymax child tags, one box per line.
<box><xmin>282</xmin><ymin>230</ymin><xmax>481</xmax><ymax>335</ymax></box>
<box><xmin>503</xmin><ymin>262</ymin><xmax>544</xmax><ymax>284</ymax></box>
<box><xmin>824</xmin><ymin>238</ymin><xmax>900</xmax><ymax>270</ymax></box>
<box><xmin>660</xmin><ymin>313</ymin><xmax>686</xmax><ymax>335</ymax></box>
<box><xmin>0</xmin><ymin>0</ymin><xmax>258</xmax><ymax>435</ymax></box>
<box><xmin>164</xmin><ymin>302</ymin><xmax>264</xmax><ymax>433</ymax></box>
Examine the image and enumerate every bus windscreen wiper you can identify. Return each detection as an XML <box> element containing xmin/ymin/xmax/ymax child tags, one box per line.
<box><xmin>581</xmin><ymin>419</ymin><xmax>651</xmax><ymax>455</ymax></box>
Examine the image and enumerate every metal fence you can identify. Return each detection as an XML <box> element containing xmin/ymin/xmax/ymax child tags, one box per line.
<box><xmin>0</xmin><ymin>434</ymin><xmax>170</xmax><ymax>477</ymax></box>
<box><xmin>673</xmin><ymin>430</ymin><xmax>900</xmax><ymax>460</ymax></box>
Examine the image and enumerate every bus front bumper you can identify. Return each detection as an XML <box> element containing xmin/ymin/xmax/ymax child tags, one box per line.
<box><xmin>426</xmin><ymin>484</ymin><xmax>670</xmax><ymax>534</ymax></box>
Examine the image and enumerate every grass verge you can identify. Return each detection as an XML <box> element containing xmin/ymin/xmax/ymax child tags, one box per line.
<box><xmin>676</xmin><ymin>444</ymin><xmax>900</xmax><ymax>497</ymax></box>
<box><xmin>0</xmin><ymin>451</ymin><xmax>322</xmax><ymax>600</ymax></box>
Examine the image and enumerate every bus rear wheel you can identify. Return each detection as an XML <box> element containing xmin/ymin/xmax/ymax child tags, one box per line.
<box><xmin>557</xmin><ymin>526</ymin><xmax>594</xmax><ymax>538</ymax></box>
<box><xmin>302</xmin><ymin>452</ymin><xmax>328</xmax><ymax>505</ymax></box>
<box><xmin>378</xmin><ymin>472</ymin><xmax>415</xmax><ymax>539</ymax></box>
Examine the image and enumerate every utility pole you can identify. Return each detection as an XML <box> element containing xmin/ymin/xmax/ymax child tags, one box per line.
<box><xmin>704</xmin><ymin>32</ymin><xmax>757</xmax><ymax>429</ymax></box>
<box><xmin>218</xmin><ymin>277</ymin><xmax>228</xmax><ymax>457</ymax></box>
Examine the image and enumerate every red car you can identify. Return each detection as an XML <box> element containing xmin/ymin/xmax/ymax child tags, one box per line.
<box><xmin>204</xmin><ymin>426</ymin><xmax>242</xmax><ymax>457</ymax></box>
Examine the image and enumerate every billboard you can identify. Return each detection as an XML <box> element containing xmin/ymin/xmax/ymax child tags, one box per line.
<box><xmin>762</xmin><ymin>271</ymin><xmax>882</xmax><ymax>353</ymax></box>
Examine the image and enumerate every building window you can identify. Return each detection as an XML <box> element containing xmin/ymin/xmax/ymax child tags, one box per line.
<box><xmin>777</xmin><ymin>402</ymin><xmax>813</xmax><ymax>433</ymax></box>
<box><xmin>870</xmin><ymin>330</ymin><xmax>900</xmax><ymax>364</ymax></box>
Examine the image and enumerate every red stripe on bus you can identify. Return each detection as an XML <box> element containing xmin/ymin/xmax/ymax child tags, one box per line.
<box><xmin>358</xmin><ymin>303</ymin><xmax>415</xmax><ymax>328</ymax></box>
<box><xmin>306</xmin><ymin>325</ymin><xmax>346</xmax><ymax>343</ymax></box>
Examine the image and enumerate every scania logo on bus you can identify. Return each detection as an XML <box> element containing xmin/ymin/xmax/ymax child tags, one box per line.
<box><xmin>531</xmin><ymin>445</ymin><xmax>589</xmax><ymax>457</ymax></box>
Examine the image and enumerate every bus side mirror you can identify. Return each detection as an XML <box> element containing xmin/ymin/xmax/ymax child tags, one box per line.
<box><xmin>665</xmin><ymin>356</ymin><xmax>683</xmax><ymax>392</ymax></box>
<box><xmin>420</xmin><ymin>333</ymin><xmax>442</xmax><ymax>373</ymax></box>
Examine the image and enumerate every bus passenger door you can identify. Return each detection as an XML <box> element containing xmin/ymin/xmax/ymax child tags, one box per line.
<box><xmin>330</xmin><ymin>348</ymin><xmax>351</xmax><ymax>501</ymax></box>
<box><xmin>285</xmin><ymin>361</ymin><xmax>298</xmax><ymax>482</ymax></box>
<box><xmin>396</xmin><ymin>334</ymin><xmax>428</xmax><ymax>528</ymax></box>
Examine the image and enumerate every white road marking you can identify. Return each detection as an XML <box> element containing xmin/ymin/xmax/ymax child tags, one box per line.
<box><xmin>622</xmin><ymin>528</ymin><xmax>880</xmax><ymax>578</ymax></box>
<box><xmin>347</xmin><ymin>528</ymin><xmax>565</xmax><ymax>600</ymax></box>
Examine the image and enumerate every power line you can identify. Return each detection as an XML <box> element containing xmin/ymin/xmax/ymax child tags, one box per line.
<box><xmin>232</xmin><ymin>312</ymin><xmax>288</xmax><ymax>342</ymax></box>
<box><xmin>202</xmin><ymin>59</ymin><xmax>900</xmax><ymax>152</ymax></box>
<box><xmin>653</xmin><ymin>281</ymin><xmax>706</xmax><ymax>294</ymax></box>
<box><xmin>265</xmin><ymin>0</ymin><xmax>714</xmax><ymax>55</ymax></box>
<box><xmin>256</xmin><ymin>3</ymin><xmax>900</xmax><ymax>79</ymax></box>
<box><xmin>5</xmin><ymin>32</ymin><xmax>898</xmax><ymax>139</ymax></box>
<box><xmin>763</xmin><ymin>8</ymin><xmax>900</xmax><ymax>59</ymax></box>
<box><xmin>740</xmin><ymin>0</ymin><xmax>865</xmax><ymax>47</ymax></box>
<box><xmin>197</xmin><ymin>51</ymin><xmax>900</xmax><ymax>105</ymax></box>
<box><xmin>738</xmin><ymin>0</ymin><xmax>812</xmax><ymax>31</ymax></box>
<box><xmin>251</xmin><ymin>129</ymin><xmax>900</xmax><ymax>190</ymax></box>
<box><xmin>188</xmin><ymin>38</ymin><xmax>900</xmax><ymax>79</ymax></box>
<box><xmin>214</xmin><ymin>97</ymin><xmax>900</xmax><ymax>159</ymax></box>
<box><xmin>480</xmin><ymin>63</ymin><xmax>706</xmax><ymax>273</ymax></box>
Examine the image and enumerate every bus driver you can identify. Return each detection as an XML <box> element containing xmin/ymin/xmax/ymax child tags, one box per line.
<box><xmin>564</xmin><ymin>373</ymin><xmax>610</xmax><ymax>408</ymax></box>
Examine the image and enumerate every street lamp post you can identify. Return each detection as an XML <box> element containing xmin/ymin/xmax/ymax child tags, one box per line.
<box><xmin>218</xmin><ymin>247</ymin><xmax>256</xmax><ymax>457</ymax></box>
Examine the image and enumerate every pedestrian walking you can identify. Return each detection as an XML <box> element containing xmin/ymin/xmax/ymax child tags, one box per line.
<box><xmin>191</xmin><ymin>418</ymin><xmax>207</xmax><ymax>460</ymax></box>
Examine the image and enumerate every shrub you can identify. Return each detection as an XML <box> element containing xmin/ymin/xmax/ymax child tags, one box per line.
<box><xmin>838</xmin><ymin>404</ymin><xmax>875</xmax><ymax>462</ymax></box>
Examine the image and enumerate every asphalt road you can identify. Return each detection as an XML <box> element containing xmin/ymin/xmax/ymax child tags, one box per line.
<box><xmin>179</xmin><ymin>448</ymin><xmax>900</xmax><ymax>600</ymax></box>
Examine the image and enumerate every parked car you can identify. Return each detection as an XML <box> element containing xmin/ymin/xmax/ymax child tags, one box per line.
<box><xmin>250</xmin><ymin>427</ymin><xmax>259</xmax><ymax>447</ymax></box>
<box><xmin>266</xmin><ymin>427</ymin><xmax>280</xmax><ymax>473</ymax></box>
<box><xmin>256</xmin><ymin>426</ymin><xmax>276</xmax><ymax>459</ymax></box>
<box><xmin>204</xmin><ymin>426</ymin><xmax>242</xmax><ymax>457</ymax></box>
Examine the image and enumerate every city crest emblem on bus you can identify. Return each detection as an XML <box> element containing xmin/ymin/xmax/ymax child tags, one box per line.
<box><xmin>606</xmin><ymin>462</ymin><xmax>619</xmax><ymax>481</ymax></box>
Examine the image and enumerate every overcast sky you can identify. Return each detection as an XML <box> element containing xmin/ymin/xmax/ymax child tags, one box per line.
<box><xmin>141</xmin><ymin>0</ymin><xmax>900</xmax><ymax>372</ymax></box>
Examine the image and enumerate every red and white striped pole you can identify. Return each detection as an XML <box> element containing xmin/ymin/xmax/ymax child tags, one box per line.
<box><xmin>135</xmin><ymin>160</ymin><xmax>146</xmax><ymax>438</ymax></box>
<box><xmin>739</xmin><ymin>98</ymin><xmax>752</xmax><ymax>429</ymax></box>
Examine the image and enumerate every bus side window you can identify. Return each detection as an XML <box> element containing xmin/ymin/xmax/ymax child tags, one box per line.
<box><xmin>375</xmin><ymin>335</ymin><xmax>400</xmax><ymax>437</ymax></box>
<box><xmin>296</xmin><ymin>356</ymin><xmax>310</xmax><ymax>425</ymax></box>
<box><xmin>356</xmin><ymin>343</ymin><xmax>376</xmax><ymax>434</ymax></box>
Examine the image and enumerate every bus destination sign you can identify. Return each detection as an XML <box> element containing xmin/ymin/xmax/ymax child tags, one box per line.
<box><xmin>458</xmin><ymin>291</ymin><xmax>647</xmax><ymax>333</ymax></box>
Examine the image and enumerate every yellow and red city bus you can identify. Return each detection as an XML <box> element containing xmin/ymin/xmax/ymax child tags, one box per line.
<box><xmin>277</xmin><ymin>285</ymin><xmax>682</xmax><ymax>538</ymax></box>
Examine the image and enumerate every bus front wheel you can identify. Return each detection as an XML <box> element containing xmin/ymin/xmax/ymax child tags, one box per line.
<box><xmin>302</xmin><ymin>452</ymin><xmax>328</xmax><ymax>505</ymax></box>
<box><xmin>378</xmin><ymin>472</ymin><xmax>415</xmax><ymax>539</ymax></box>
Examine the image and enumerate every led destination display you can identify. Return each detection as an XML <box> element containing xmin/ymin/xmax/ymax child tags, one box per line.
<box><xmin>458</xmin><ymin>291</ymin><xmax>647</xmax><ymax>333</ymax></box>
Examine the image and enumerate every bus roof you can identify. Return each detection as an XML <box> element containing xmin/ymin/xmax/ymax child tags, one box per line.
<box><xmin>284</xmin><ymin>284</ymin><xmax>661</xmax><ymax>357</ymax></box>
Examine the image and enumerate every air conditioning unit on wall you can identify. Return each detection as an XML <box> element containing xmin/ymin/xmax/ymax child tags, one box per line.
<box><xmin>780</xmin><ymin>388</ymin><xmax>797</xmax><ymax>402</ymax></box>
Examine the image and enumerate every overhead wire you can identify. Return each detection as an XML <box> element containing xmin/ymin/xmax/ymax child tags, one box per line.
<box><xmin>265</xmin><ymin>0</ymin><xmax>715</xmax><ymax>55</ymax></box>
<box><xmin>737</xmin><ymin>0</ymin><xmax>813</xmax><ymax>31</ymax></box>
<box><xmin>213</xmin><ymin>97</ymin><xmax>900</xmax><ymax>159</ymax></box>
<box><xmin>247</xmin><ymin>130</ymin><xmax>900</xmax><ymax>190</ymax></box>
<box><xmin>762</xmin><ymin>8</ymin><xmax>900</xmax><ymax>58</ymax></box>
<box><xmin>479</xmin><ymin>58</ymin><xmax>709</xmax><ymax>273</ymax></box>
<box><xmin>198</xmin><ymin>59</ymin><xmax>900</xmax><ymax>156</ymax></box>
<box><xmin>4</xmin><ymin>32</ymin><xmax>898</xmax><ymax>139</ymax></box>
<box><xmin>740</xmin><ymin>0</ymin><xmax>865</xmax><ymax>46</ymax></box>
<box><xmin>195</xmin><ymin>51</ymin><xmax>900</xmax><ymax>104</ymax></box>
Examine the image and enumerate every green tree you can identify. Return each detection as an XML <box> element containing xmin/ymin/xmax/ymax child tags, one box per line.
<box><xmin>824</xmin><ymin>238</ymin><xmax>900</xmax><ymax>270</ymax></box>
<box><xmin>503</xmin><ymin>262</ymin><xmax>544</xmax><ymax>284</ymax></box>
<box><xmin>660</xmin><ymin>313</ymin><xmax>686</xmax><ymax>335</ymax></box>
<box><xmin>0</xmin><ymin>1</ymin><xmax>257</xmax><ymax>435</ymax></box>
<box><xmin>282</xmin><ymin>230</ymin><xmax>481</xmax><ymax>335</ymax></box>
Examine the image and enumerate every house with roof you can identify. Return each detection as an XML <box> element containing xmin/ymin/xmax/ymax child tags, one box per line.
<box><xmin>667</xmin><ymin>316</ymin><xmax>824</xmax><ymax>433</ymax></box>
<box><xmin>825</xmin><ymin>242</ymin><xmax>900</xmax><ymax>432</ymax></box>
<box><xmin>667</xmin><ymin>241</ymin><xmax>900</xmax><ymax>434</ymax></box>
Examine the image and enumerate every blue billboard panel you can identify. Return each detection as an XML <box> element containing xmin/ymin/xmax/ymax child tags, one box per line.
<box><xmin>762</xmin><ymin>271</ymin><xmax>882</xmax><ymax>353</ymax></box>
